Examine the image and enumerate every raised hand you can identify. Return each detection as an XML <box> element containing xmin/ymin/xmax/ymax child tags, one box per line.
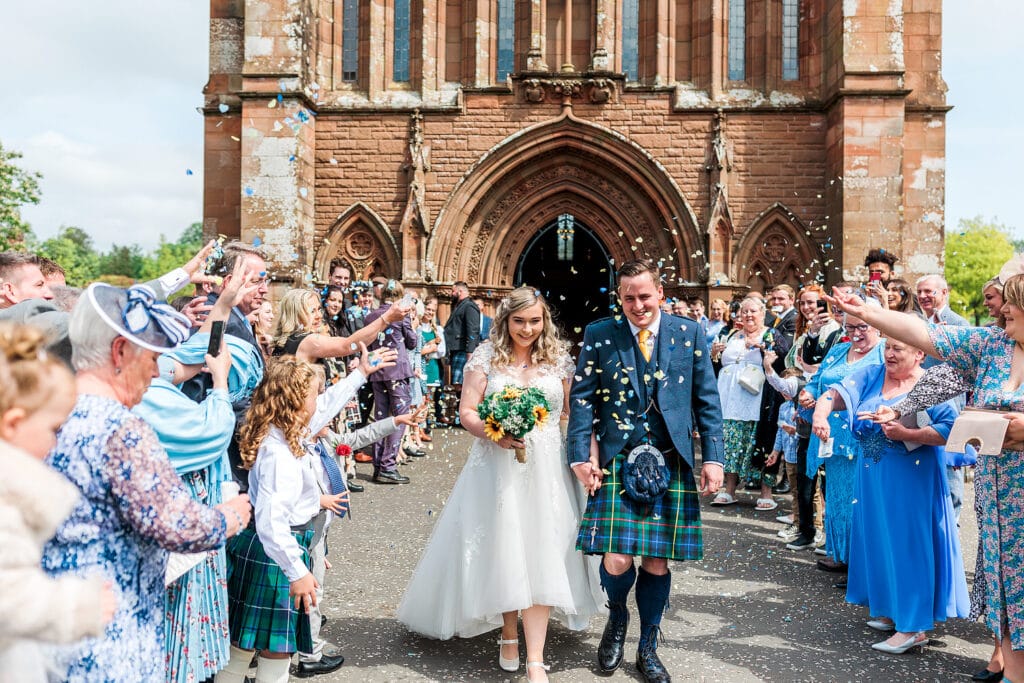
<box><xmin>357</xmin><ymin>342</ymin><xmax>398</xmax><ymax>376</ymax></box>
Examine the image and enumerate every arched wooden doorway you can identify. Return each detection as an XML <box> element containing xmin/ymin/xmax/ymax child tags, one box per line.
<box><xmin>515</xmin><ymin>215</ymin><xmax>614</xmax><ymax>347</ymax></box>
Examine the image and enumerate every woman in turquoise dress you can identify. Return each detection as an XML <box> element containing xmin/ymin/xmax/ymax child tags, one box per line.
<box><xmin>831</xmin><ymin>275</ymin><xmax>1024</xmax><ymax>682</ymax></box>
<box><xmin>813</xmin><ymin>341</ymin><xmax>968</xmax><ymax>653</ymax></box>
<box><xmin>799</xmin><ymin>311</ymin><xmax>884</xmax><ymax>570</ymax></box>
<box><xmin>134</xmin><ymin>332</ymin><xmax>263</xmax><ymax>683</ymax></box>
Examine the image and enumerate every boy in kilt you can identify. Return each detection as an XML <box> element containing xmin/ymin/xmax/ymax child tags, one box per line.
<box><xmin>567</xmin><ymin>259</ymin><xmax>724</xmax><ymax>683</ymax></box>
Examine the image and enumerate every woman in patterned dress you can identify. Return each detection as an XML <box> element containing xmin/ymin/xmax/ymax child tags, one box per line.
<box><xmin>831</xmin><ymin>275</ymin><xmax>1024</xmax><ymax>682</ymax></box>
<box><xmin>42</xmin><ymin>284</ymin><xmax>253</xmax><ymax>683</ymax></box>
<box><xmin>710</xmin><ymin>296</ymin><xmax>791</xmax><ymax>510</ymax></box>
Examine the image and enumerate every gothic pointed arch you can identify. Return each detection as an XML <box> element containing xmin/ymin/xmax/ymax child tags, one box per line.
<box><xmin>315</xmin><ymin>202</ymin><xmax>401</xmax><ymax>280</ymax></box>
<box><xmin>425</xmin><ymin>110</ymin><xmax>703</xmax><ymax>287</ymax></box>
<box><xmin>733</xmin><ymin>203</ymin><xmax>817</xmax><ymax>290</ymax></box>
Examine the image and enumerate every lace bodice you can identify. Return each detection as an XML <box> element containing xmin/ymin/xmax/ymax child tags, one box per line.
<box><xmin>465</xmin><ymin>342</ymin><xmax>574</xmax><ymax>423</ymax></box>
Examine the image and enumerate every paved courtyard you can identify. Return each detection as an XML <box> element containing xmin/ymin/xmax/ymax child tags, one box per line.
<box><xmin>304</xmin><ymin>427</ymin><xmax>990</xmax><ymax>682</ymax></box>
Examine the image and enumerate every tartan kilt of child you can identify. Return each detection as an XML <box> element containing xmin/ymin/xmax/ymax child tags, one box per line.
<box><xmin>226</xmin><ymin>525</ymin><xmax>314</xmax><ymax>653</ymax></box>
<box><xmin>576</xmin><ymin>448</ymin><xmax>703</xmax><ymax>561</ymax></box>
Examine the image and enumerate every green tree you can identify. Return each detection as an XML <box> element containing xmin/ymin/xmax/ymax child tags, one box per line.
<box><xmin>0</xmin><ymin>141</ymin><xmax>42</xmax><ymax>251</ymax></box>
<box><xmin>945</xmin><ymin>216</ymin><xmax>1016</xmax><ymax>325</ymax></box>
<box><xmin>99</xmin><ymin>244</ymin><xmax>146</xmax><ymax>279</ymax></box>
<box><xmin>139</xmin><ymin>222</ymin><xmax>205</xmax><ymax>287</ymax></box>
<box><xmin>37</xmin><ymin>226</ymin><xmax>100</xmax><ymax>286</ymax></box>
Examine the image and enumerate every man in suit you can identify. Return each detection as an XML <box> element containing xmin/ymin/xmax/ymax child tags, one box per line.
<box><xmin>916</xmin><ymin>273</ymin><xmax>969</xmax><ymax>522</ymax></box>
<box><xmin>768</xmin><ymin>284</ymin><xmax>798</xmax><ymax>344</ymax></box>
<box><xmin>567</xmin><ymin>259</ymin><xmax>724</xmax><ymax>683</ymax></box>
<box><xmin>182</xmin><ymin>241</ymin><xmax>269</xmax><ymax>488</ymax></box>
<box><xmin>917</xmin><ymin>274</ymin><xmax>969</xmax><ymax>326</ymax></box>
<box><xmin>472</xmin><ymin>296</ymin><xmax>492</xmax><ymax>342</ymax></box>
<box><xmin>442</xmin><ymin>281</ymin><xmax>480</xmax><ymax>384</ymax></box>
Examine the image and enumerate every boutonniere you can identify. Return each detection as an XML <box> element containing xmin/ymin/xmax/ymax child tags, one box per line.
<box><xmin>336</xmin><ymin>443</ymin><xmax>353</xmax><ymax>457</ymax></box>
<box><xmin>840</xmin><ymin>335</ymin><xmax>851</xmax><ymax>343</ymax></box>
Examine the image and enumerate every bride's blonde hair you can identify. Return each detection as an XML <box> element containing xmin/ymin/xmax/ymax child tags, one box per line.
<box><xmin>489</xmin><ymin>286</ymin><xmax>567</xmax><ymax>368</ymax></box>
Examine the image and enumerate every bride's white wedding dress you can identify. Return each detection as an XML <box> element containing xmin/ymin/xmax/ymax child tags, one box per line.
<box><xmin>397</xmin><ymin>342</ymin><xmax>603</xmax><ymax>639</ymax></box>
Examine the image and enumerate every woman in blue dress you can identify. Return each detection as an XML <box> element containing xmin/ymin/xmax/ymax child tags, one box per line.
<box><xmin>813</xmin><ymin>340</ymin><xmax>969</xmax><ymax>653</ymax></box>
<box><xmin>799</xmin><ymin>310</ymin><xmax>884</xmax><ymax>570</ymax></box>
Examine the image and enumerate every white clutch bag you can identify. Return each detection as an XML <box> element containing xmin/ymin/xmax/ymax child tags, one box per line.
<box><xmin>946</xmin><ymin>408</ymin><xmax>1010</xmax><ymax>456</ymax></box>
<box><xmin>737</xmin><ymin>365</ymin><xmax>765</xmax><ymax>395</ymax></box>
<box><xmin>165</xmin><ymin>551</ymin><xmax>208</xmax><ymax>586</ymax></box>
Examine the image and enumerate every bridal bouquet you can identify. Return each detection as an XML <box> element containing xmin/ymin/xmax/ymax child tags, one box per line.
<box><xmin>478</xmin><ymin>384</ymin><xmax>550</xmax><ymax>463</ymax></box>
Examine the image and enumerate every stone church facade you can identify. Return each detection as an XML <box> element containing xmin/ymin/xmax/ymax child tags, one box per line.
<box><xmin>202</xmin><ymin>0</ymin><xmax>947</xmax><ymax>325</ymax></box>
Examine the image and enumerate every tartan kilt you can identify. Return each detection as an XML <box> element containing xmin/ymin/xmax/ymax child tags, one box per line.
<box><xmin>226</xmin><ymin>525</ymin><xmax>314</xmax><ymax>654</ymax></box>
<box><xmin>576</xmin><ymin>449</ymin><xmax>703</xmax><ymax>561</ymax></box>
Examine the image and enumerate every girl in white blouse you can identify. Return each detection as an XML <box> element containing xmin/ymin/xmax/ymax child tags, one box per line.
<box><xmin>215</xmin><ymin>344</ymin><xmax>395</xmax><ymax>683</ymax></box>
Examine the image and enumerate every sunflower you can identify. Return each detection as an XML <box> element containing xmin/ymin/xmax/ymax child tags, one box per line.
<box><xmin>532</xmin><ymin>405</ymin><xmax>549</xmax><ymax>427</ymax></box>
<box><xmin>501</xmin><ymin>386</ymin><xmax>522</xmax><ymax>400</ymax></box>
<box><xmin>483</xmin><ymin>416</ymin><xmax>505</xmax><ymax>442</ymax></box>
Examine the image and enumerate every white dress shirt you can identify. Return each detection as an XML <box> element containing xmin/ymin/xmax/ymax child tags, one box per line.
<box><xmin>248</xmin><ymin>368</ymin><xmax>367</xmax><ymax>581</ymax></box>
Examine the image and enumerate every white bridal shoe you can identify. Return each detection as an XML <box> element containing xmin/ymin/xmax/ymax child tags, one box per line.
<box><xmin>498</xmin><ymin>637</ymin><xmax>520</xmax><ymax>672</ymax></box>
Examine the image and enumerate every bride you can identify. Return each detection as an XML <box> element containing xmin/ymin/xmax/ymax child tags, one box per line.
<box><xmin>397</xmin><ymin>286</ymin><xmax>601</xmax><ymax>681</ymax></box>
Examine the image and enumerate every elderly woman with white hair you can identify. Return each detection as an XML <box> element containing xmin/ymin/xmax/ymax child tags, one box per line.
<box><xmin>41</xmin><ymin>283</ymin><xmax>253</xmax><ymax>683</ymax></box>
<box><xmin>710</xmin><ymin>296</ymin><xmax>791</xmax><ymax>510</ymax></box>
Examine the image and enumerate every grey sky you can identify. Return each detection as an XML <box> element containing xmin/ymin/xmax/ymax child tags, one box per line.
<box><xmin>0</xmin><ymin>2</ymin><xmax>1019</xmax><ymax>251</ymax></box>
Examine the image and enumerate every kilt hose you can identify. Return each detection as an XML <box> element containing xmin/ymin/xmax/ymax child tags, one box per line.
<box><xmin>576</xmin><ymin>449</ymin><xmax>703</xmax><ymax>561</ymax></box>
<box><xmin>226</xmin><ymin>525</ymin><xmax>315</xmax><ymax>654</ymax></box>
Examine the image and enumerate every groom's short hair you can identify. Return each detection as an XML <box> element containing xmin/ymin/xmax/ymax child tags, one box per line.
<box><xmin>616</xmin><ymin>259</ymin><xmax>661</xmax><ymax>286</ymax></box>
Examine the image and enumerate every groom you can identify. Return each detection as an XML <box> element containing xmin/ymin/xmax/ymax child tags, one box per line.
<box><xmin>567</xmin><ymin>259</ymin><xmax>724</xmax><ymax>682</ymax></box>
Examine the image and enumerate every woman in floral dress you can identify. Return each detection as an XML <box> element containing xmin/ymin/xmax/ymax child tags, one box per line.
<box><xmin>42</xmin><ymin>284</ymin><xmax>252</xmax><ymax>683</ymax></box>
<box><xmin>832</xmin><ymin>275</ymin><xmax>1024</xmax><ymax>682</ymax></box>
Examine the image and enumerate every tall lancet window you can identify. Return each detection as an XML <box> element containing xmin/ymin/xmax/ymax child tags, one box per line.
<box><xmin>782</xmin><ymin>0</ymin><xmax>799</xmax><ymax>80</ymax></box>
<box><xmin>621</xmin><ymin>0</ymin><xmax>639</xmax><ymax>81</ymax></box>
<box><xmin>727</xmin><ymin>0</ymin><xmax>746</xmax><ymax>81</ymax></box>
<box><xmin>557</xmin><ymin>214</ymin><xmax>575</xmax><ymax>261</ymax></box>
<box><xmin>342</xmin><ymin>0</ymin><xmax>359</xmax><ymax>82</ymax></box>
<box><xmin>394</xmin><ymin>0</ymin><xmax>411</xmax><ymax>82</ymax></box>
<box><xmin>497</xmin><ymin>0</ymin><xmax>515</xmax><ymax>81</ymax></box>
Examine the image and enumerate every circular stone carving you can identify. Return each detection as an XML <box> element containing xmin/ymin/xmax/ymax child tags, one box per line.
<box><xmin>345</xmin><ymin>231</ymin><xmax>375</xmax><ymax>261</ymax></box>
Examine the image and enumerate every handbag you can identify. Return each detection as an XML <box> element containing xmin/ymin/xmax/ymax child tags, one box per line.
<box><xmin>737</xmin><ymin>364</ymin><xmax>765</xmax><ymax>395</ymax></box>
<box><xmin>621</xmin><ymin>444</ymin><xmax>671</xmax><ymax>505</ymax></box>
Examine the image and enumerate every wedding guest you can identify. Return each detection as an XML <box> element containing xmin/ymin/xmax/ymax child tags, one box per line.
<box><xmin>799</xmin><ymin>305</ymin><xmax>885</xmax><ymax>572</ymax></box>
<box><xmin>271</xmin><ymin>288</ymin><xmax>408</xmax><ymax>369</ymax></box>
<box><xmin>365</xmin><ymin>280</ymin><xmax>418</xmax><ymax>484</ymax></box>
<box><xmin>0</xmin><ymin>325</ymin><xmax>116</xmax><ymax>682</ymax></box>
<box><xmin>418</xmin><ymin>295</ymin><xmax>445</xmax><ymax>441</ymax></box>
<box><xmin>216</xmin><ymin>347</ymin><xmax>394</xmax><ymax>683</ymax></box>
<box><xmin>885</xmin><ymin>278</ymin><xmax>918</xmax><ymax>315</ymax></box>
<box><xmin>443</xmin><ymin>282</ymin><xmax>480</xmax><ymax>384</ymax></box>
<box><xmin>399</xmin><ymin>287</ymin><xmax>601</xmax><ymax>682</ymax></box>
<box><xmin>710</xmin><ymin>296</ymin><xmax>791</xmax><ymax>510</ymax></box>
<box><xmin>707</xmin><ymin>298</ymin><xmax>728</xmax><ymax>343</ymax></box>
<box><xmin>813</xmin><ymin>340</ymin><xmax>968</xmax><ymax>653</ymax></box>
<box><xmin>133</xmin><ymin>273</ymin><xmax>264</xmax><ymax>683</ymax></box>
<box><xmin>42</xmin><ymin>283</ymin><xmax>252</xmax><ymax>682</ymax></box>
<box><xmin>829</xmin><ymin>278</ymin><xmax>1024</xmax><ymax>681</ymax></box>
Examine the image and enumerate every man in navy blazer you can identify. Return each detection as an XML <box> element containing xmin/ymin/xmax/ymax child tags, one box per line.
<box><xmin>567</xmin><ymin>259</ymin><xmax>723</xmax><ymax>682</ymax></box>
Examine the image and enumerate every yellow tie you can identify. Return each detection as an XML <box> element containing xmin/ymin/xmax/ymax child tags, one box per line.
<box><xmin>637</xmin><ymin>329</ymin><xmax>652</xmax><ymax>362</ymax></box>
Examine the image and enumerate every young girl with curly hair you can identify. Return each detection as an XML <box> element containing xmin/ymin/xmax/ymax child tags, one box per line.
<box><xmin>217</xmin><ymin>343</ymin><xmax>395</xmax><ymax>683</ymax></box>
